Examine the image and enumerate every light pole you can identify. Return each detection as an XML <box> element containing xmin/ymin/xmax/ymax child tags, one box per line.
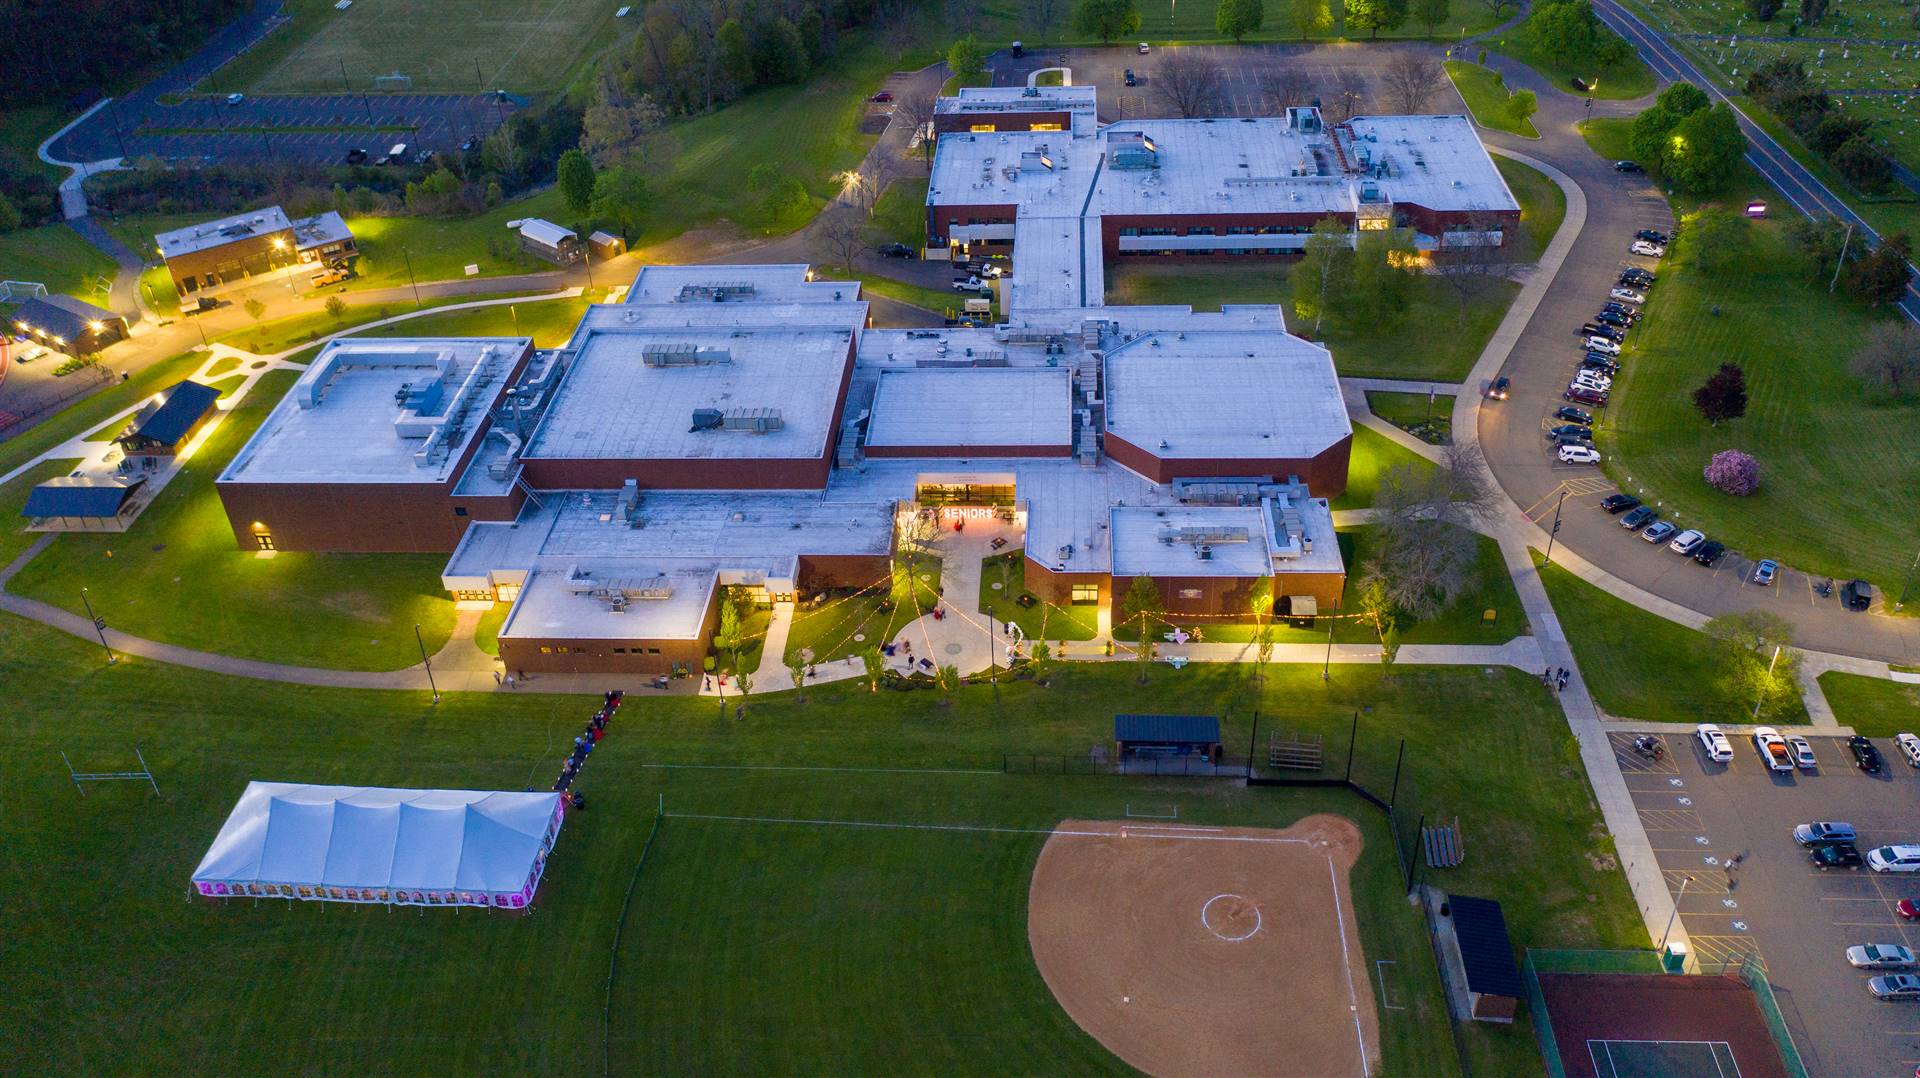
<box><xmin>80</xmin><ymin>587</ymin><xmax>117</xmax><ymax>665</ymax></box>
<box><xmin>1752</xmin><ymin>644</ymin><xmax>1782</xmax><ymax>720</ymax></box>
<box><xmin>1543</xmin><ymin>490</ymin><xmax>1568</xmax><ymax>566</ymax></box>
<box><xmin>1322</xmin><ymin>614</ymin><xmax>1335</xmax><ymax>682</ymax></box>
<box><xmin>1898</xmin><ymin>546</ymin><xmax>1918</xmax><ymax>612</ymax></box>
<box><xmin>414</xmin><ymin>623</ymin><xmax>439</xmax><ymax>703</ymax></box>
<box><xmin>1658</xmin><ymin>874</ymin><xmax>1694</xmax><ymax>953</ymax></box>
<box><xmin>402</xmin><ymin>248</ymin><xmax>421</xmax><ymax>308</ymax></box>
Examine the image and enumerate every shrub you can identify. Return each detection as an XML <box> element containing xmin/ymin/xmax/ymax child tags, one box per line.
<box><xmin>1703</xmin><ymin>449</ymin><xmax>1761</xmax><ymax>495</ymax></box>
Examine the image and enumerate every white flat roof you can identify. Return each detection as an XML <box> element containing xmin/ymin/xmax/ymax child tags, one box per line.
<box><xmin>157</xmin><ymin>205</ymin><xmax>292</xmax><ymax>259</ymax></box>
<box><xmin>221</xmin><ymin>337</ymin><xmax>526</xmax><ymax>485</ymax></box>
<box><xmin>622</xmin><ymin>263</ymin><xmax>863</xmax><ymax>305</ymax></box>
<box><xmin>537</xmin><ymin>488</ymin><xmax>894</xmax><ymax>562</ymax></box>
<box><xmin>1007</xmin><ymin>214</ymin><xmax>1103</xmax><ymax>312</ymax></box>
<box><xmin>501</xmin><ymin>561</ymin><xmax>720</xmax><ymax>642</ymax></box>
<box><xmin>1111</xmin><ymin>506</ymin><xmax>1272</xmax><ymax>577</ymax></box>
<box><xmin>1104</xmin><ymin>336</ymin><xmax>1349</xmax><ymax>460</ymax></box>
<box><xmin>291</xmin><ymin>211</ymin><xmax>353</xmax><ymax>251</ymax></box>
<box><xmin>525</xmin><ymin>325</ymin><xmax>855</xmax><ymax>461</ymax></box>
<box><xmin>867</xmin><ymin>368</ymin><xmax>1072</xmax><ymax>450</ymax></box>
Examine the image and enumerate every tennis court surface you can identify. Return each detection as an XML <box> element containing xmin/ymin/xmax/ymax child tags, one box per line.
<box><xmin>1536</xmin><ymin>973</ymin><xmax>1788</xmax><ymax>1078</ymax></box>
<box><xmin>1587</xmin><ymin>1038</ymin><xmax>1743</xmax><ymax>1077</ymax></box>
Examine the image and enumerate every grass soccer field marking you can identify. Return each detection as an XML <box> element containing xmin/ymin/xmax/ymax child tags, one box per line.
<box><xmin>641</xmin><ymin>761</ymin><xmax>1001</xmax><ymax>776</ymax></box>
<box><xmin>485</xmin><ymin>0</ymin><xmax>578</xmax><ymax>89</ymax></box>
<box><xmin>1327</xmin><ymin>852</ymin><xmax>1372</xmax><ymax>1078</ymax></box>
<box><xmin>660</xmin><ymin>811</ymin><xmax>1313</xmax><ymax>844</ymax></box>
<box><xmin>1373</xmin><ymin>960</ymin><xmax>1406</xmax><ymax>1011</ymax></box>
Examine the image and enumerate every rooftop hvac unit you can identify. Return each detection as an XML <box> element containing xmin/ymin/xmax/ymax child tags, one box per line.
<box><xmin>721</xmin><ymin>407</ymin><xmax>784</xmax><ymax>433</ymax></box>
<box><xmin>643</xmin><ymin>343</ymin><xmax>733</xmax><ymax>366</ymax></box>
<box><xmin>689</xmin><ymin>408</ymin><xmax>724</xmax><ymax>431</ymax></box>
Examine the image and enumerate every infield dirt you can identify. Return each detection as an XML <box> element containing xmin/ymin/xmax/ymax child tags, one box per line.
<box><xmin>1027</xmin><ymin>815</ymin><xmax>1377</xmax><ymax>1077</ymax></box>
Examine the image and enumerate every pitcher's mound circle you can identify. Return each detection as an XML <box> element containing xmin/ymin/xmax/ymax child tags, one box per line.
<box><xmin>1200</xmin><ymin>893</ymin><xmax>1261</xmax><ymax>941</ymax></box>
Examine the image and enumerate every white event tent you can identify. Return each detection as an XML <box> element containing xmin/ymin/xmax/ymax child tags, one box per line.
<box><xmin>192</xmin><ymin>782</ymin><xmax>565</xmax><ymax>909</ymax></box>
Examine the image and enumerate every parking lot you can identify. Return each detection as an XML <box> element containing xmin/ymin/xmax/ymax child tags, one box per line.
<box><xmin>1614</xmin><ymin>729</ymin><xmax>1920</xmax><ymax>1076</ymax></box>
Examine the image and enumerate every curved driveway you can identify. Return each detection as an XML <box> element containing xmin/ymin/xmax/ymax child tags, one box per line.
<box><xmin>1463</xmin><ymin>54</ymin><xmax>1920</xmax><ymax>664</ymax></box>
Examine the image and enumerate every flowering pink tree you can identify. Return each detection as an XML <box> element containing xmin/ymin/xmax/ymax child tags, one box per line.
<box><xmin>1703</xmin><ymin>449</ymin><xmax>1761</xmax><ymax>495</ymax></box>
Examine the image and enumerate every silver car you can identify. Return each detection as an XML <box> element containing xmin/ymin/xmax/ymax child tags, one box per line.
<box><xmin>1870</xmin><ymin>973</ymin><xmax>1920</xmax><ymax>1000</ymax></box>
<box><xmin>1850</xmin><ymin>944</ymin><xmax>1916</xmax><ymax>970</ymax></box>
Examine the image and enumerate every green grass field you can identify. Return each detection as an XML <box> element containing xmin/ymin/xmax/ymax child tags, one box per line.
<box><xmin>1495</xmin><ymin>154</ymin><xmax>1567</xmax><ymax>263</ymax></box>
<box><xmin>238</xmin><ymin>0</ymin><xmax>621</xmax><ymax>95</ymax></box>
<box><xmin>978</xmin><ymin>551</ymin><xmax>1102</xmax><ymax>642</ymax></box>
<box><xmin>0</xmin><ymin>223</ymin><xmax>117</xmax><ymax>303</ymax></box>
<box><xmin>1366</xmin><ymin>389</ymin><xmax>1454</xmax><ymax>443</ymax></box>
<box><xmin>8</xmin><ymin>371</ymin><xmax>456</xmax><ymax>669</ymax></box>
<box><xmin>0</xmin><ymin>608</ymin><xmax>1639</xmax><ymax>1074</ymax></box>
<box><xmin>1333</xmin><ymin>424</ymin><xmax>1438</xmax><ymax>510</ymax></box>
<box><xmin>872</xmin><ymin>178</ymin><xmax>930</xmax><ymax>249</ymax></box>
<box><xmin>352</xmin><ymin>293</ymin><xmax>593</xmax><ymax>347</ymax></box>
<box><xmin>1104</xmin><ymin>263</ymin><xmax>1521</xmax><ymax>381</ymax></box>
<box><xmin>1479</xmin><ymin>20</ymin><xmax>1657</xmax><ymax>102</ymax></box>
<box><xmin>0</xmin><ymin>458</ymin><xmax>82</xmax><ymax>565</ymax></box>
<box><xmin>975</xmin><ymin>0</ymin><xmax>1510</xmax><ymax>43</ymax></box>
<box><xmin>1537</xmin><ymin>554</ymin><xmax>1810</xmax><ymax>725</ymax></box>
<box><xmin>1819</xmin><ymin>671</ymin><xmax>1920</xmax><ymax>737</ymax></box>
<box><xmin>1444</xmin><ymin>61</ymin><xmax>1540</xmax><ymax>138</ymax></box>
<box><xmin>1576</xmin><ymin>122</ymin><xmax>1920</xmax><ymax>594</ymax></box>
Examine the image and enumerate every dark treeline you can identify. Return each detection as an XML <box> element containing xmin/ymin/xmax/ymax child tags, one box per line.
<box><xmin>0</xmin><ymin>0</ymin><xmax>252</xmax><ymax>109</ymax></box>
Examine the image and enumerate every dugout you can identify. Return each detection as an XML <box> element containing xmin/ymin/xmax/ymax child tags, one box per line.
<box><xmin>1113</xmin><ymin>714</ymin><xmax>1221</xmax><ymax>762</ymax></box>
<box><xmin>1438</xmin><ymin>894</ymin><xmax>1522</xmax><ymax>1022</ymax></box>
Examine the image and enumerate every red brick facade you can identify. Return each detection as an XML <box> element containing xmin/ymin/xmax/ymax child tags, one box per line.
<box><xmin>932</xmin><ymin>111</ymin><xmax>1072</xmax><ymax>137</ymax></box>
<box><xmin>1104</xmin><ymin>431</ymin><xmax>1353</xmax><ymax>496</ymax></box>
<box><xmin>863</xmin><ymin>442</ymin><xmax>1071</xmax><ymax>459</ymax></box>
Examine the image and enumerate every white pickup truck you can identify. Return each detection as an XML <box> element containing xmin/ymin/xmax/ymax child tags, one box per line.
<box><xmin>951</xmin><ymin>275</ymin><xmax>990</xmax><ymax>292</ymax></box>
<box><xmin>1753</xmin><ymin>727</ymin><xmax>1795</xmax><ymax>773</ymax></box>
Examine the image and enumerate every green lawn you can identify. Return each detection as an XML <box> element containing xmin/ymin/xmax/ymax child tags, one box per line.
<box><xmin>0</xmin><ymin>608</ymin><xmax>1638</xmax><ymax>1074</ymax></box>
<box><xmin>785</xmin><ymin>552</ymin><xmax>942</xmax><ymax>664</ymax></box>
<box><xmin>0</xmin><ymin>458</ymin><xmax>81</xmax><ymax>565</ymax></box>
<box><xmin>976</xmin><ymin>0</ymin><xmax>1509</xmax><ymax>43</ymax></box>
<box><xmin>1819</xmin><ymin>672</ymin><xmax>1920</xmax><ymax>738</ymax></box>
<box><xmin>473</xmin><ymin>600</ymin><xmax>509</xmax><ymax>656</ymax></box>
<box><xmin>1495</xmin><ymin>154</ymin><xmax>1567</xmax><ymax>263</ymax></box>
<box><xmin>351</xmin><ymin>293</ymin><xmax>592</xmax><ymax>347</ymax></box>
<box><xmin>978</xmin><ymin>551</ymin><xmax>1101</xmax><ymax>642</ymax></box>
<box><xmin>1444</xmin><ymin>61</ymin><xmax>1539</xmax><ymax>138</ymax></box>
<box><xmin>0</xmin><ymin>223</ymin><xmax>117</xmax><ymax>303</ymax></box>
<box><xmin>855</xmin><ymin>273</ymin><xmax>961</xmax><ymax>317</ymax></box>
<box><xmin>1576</xmin><ymin>123</ymin><xmax>1920</xmax><ymax>594</ymax></box>
<box><xmin>0</xmin><ymin>351</ymin><xmax>207</xmax><ymax>477</ymax></box>
<box><xmin>1536</xmin><ymin>554</ymin><xmax>1810</xmax><ymax>725</ymax></box>
<box><xmin>1106</xmin><ymin>264</ymin><xmax>1520</xmax><ymax>381</ymax></box>
<box><xmin>1479</xmin><ymin>21</ymin><xmax>1657</xmax><ymax>101</ymax></box>
<box><xmin>871</xmin><ymin>178</ymin><xmax>929</xmax><ymax>249</ymax></box>
<box><xmin>1366</xmin><ymin>390</ymin><xmax>1454</xmax><ymax>444</ymax></box>
<box><xmin>8</xmin><ymin>371</ymin><xmax>456</xmax><ymax>669</ymax></box>
<box><xmin>1332</xmin><ymin>424</ymin><xmax>1439</xmax><ymax>511</ymax></box>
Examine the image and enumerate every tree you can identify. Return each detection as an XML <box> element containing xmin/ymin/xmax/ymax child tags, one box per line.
<box><xmin>1705</xmin><ymin>611</ymin><xmax>1799</xmax><ymax>720</ymax></box>
<box><xmin>1026</xmin><ymin>642</ymin><xmax>1050</xmax><ymax>682</ymax></box>
<box><xmin>1378</xmin><ymin>622</ymin><xmax>1402</xmax><ymax>667</ymax></box>
<box><xmin>1747</xmin><ymin>0</ymin><xmax>1782</xmax><ymax>19</ymax></box>
<box><xmin>1655</xmin><ymin>80</ymin><xmax>1710</xmax><ymax>118</ymax></box>
<box><xmin>1846</xmin><ymin>233</ymin><xmax>1915</xmax><ymax>306</ymax></box>
<box><xmin>1291</xmin><ymin>217</ymin><xmax>1354</xmax><ymax>337</ymax></box>
<box><xmin>1703</xmin><ymin>448</ymin><xmax>1762</xmax><ymax>495</ymax></box>
<box><xmin>1800</xmin><ymin>0</ymin><xmax>1826</xmax><ymax>23</ymax></box>
<box><xmin>0</xmin><ymin>192</ymin><xmax>19</xmax><ymax>234</ymax></box>
<box><xmin>892</xmin><ymin>87</ymin><xmax>941</xmax><ymax>166</ymax></box>
<box><xmin>1216</xmin><ymin>0</ymin><xmax>1264</xmax><ymax>40</ymax></box>
<box><xmin>1692</xmin><ymin>363</ymin><xmax>1748</xmax><ymax>425</ymax></box>
<box><xmin>1348</xmin><ymin>227</ymin><xmax>1417</xmax><ymax>333</ymax></box>
<box><xmin>1120</xmin><ymin>575</ymin><xmax>1164</xmax><ymax>683</ymax></box>
<box><xmin>1787</xmin><ymin>214</ymin><xmax>1855</xmax><ymax>284</ymax></box>
<box><xmin>1382</xmin><ymin>53</ymin><xmax>1442</xmax><ymax>114</ymax></box>
<box><xmin>324</xmin><ymin>295</ymin><xmax>347</xmax><ymax>322</ymax></box>
<box><xmin>1151</xmin><ymin>50</ymin><xmax>1228</xmax><ymax>117</ymax></box>
<box><xmin>1807</xmin><ymin>111</ymin><xmax>1871</xmax><ymax>156</ymax></box>
<box><xmin>1527</xmin><ymin>0</ymin><xmax>1602</xmax><ymax>63</ymax></box>
<box><xmin>243</xmin><ymin>297</ymin><xmax>265</xmax><ymax>322</ymax></box>
<box><xmin>1662</xmin><ymin>105</ymin><xmax>1744</xmax><ymax>195</ymax></box>
<box><xmin>1364</xmin><ymin>443</ymin><xmax>1500</xmax><ymax>621</ymax></box>
<box><xmin>1414</xmin><ymin>0</ymin><xmax>1450</xmax><ymax>38</ymax></box>
<box><xmin>590</xmin><ymin>166</ymin><xmax>650</xmax><ymax>241</ymax></box>
<box><xmin>813</xmin><ymin>202</ymin><xmax>869</xmax><ymax>277</ymax></box>
<box><xmin>786</xmin><ymin>651</ymin><xmax>809</xmax><ymax>702</ymax></box>
<box><xmin>753</xmin><ymin>17</ymin><xmax>810</xmax><ymax>84</ymax></box>
<box><xmin>945</xmin><ymin>0</ymin><xmax>983</xmax><ymax>36</ymax></box>
<box><xmin>1328</xmin><ymin>67</ymin><xmax>1368</xmax><ymax>121</ymax></box>
<box><xmin>860</xmin><ymin>646</ymin><xmax>885</xmax><ymax>692</ymax></box>
<box><xmin>1506</xmin><ymin>88</ymin><xmax>1538</xmax><ymax>130</ymax></box>
<box><xmin>1356</xmin><ymin>577</ymin><xmax>1393</xmax><ymax>641</ymax></box>
<box><xmin>1024</xmin><ymin>0</ymin><xmax>1067</xmax><ymax>43</ymax></box>
<box><xmin>580</xmin><ymin>85</ymin><xmax>665</xmax><ymax>167</ymax></box>
<box><xmin>1073</xmin><ymin>0</ymin><xmax>1141</xmax><ymax>43</ymax></box>
<box><xmin>1687</xmin><ymin>209</ymin><xmax>1751</xmax><ymax>276</ymax></box>
<box><xmin>1833</xmin><ymin>136</ymin><xmax>1893</xmax><ymax>192</ymax></box>
<box><xmin>939</xmin><ymin>661</ymin><xmax>963</xmax><ymax>694</ymax></box>
<box><xmin>1850</xmin><ymin>321</ymin><xmax>1920</xmax><ymax>395</ymax></box>
<box><xmin>716</xmin><ymin>18</ymin><xmax>753</xmax><ymax>87</ymax></box>
<box><xmin>715</xmin><ymin>595</ymin><xmax>745</xmax><ymax>670</ymax></box>
<box><xmin>1480</xmin><ymin>0</ymin><xmax>1520</xmax><ymax>21</ymax></box>
<box><xmin>1345</xmin><ymin>0</ymin><xmax>1408</xmax><ymax>37</ymax></box>
<box><xmin>947</xmin><ymin>36</ymin><xmax>987</xmax><ymax>86</ymax></box>
<box><xmin>557</xmin><ymin>149</ymin><xmax>596</xmax><ymax>215</ymax></box>
<box><xmin>1260</xmin><ymin>68</ymin><xmax>1311</xmax><ymax>111</ymax></box>
<box><xmin>1290</xmin><ymin>0</ymin><xmax>1333</xmax><ymax>38</ymax></box>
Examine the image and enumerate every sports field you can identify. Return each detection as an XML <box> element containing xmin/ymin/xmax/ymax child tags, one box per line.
<box><xmin>1</xmin><ymin>614</ymin><xmax>1644</xmax><ymax>1075</ymax></box>
<box><xmin>245</xmin><ymin>0</ymin><xmax>621</xmax><ymax>95</ymax></box>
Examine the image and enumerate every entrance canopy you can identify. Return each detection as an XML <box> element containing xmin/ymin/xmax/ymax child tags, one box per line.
<box><xmin>191</xmin><ymin>782</ymin><xmax>564</xmax><ymax>909</ymax></box>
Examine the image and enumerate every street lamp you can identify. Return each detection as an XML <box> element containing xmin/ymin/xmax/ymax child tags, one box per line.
<box><xmin>79</xmin><ymin>587</ymin><xmax>118</xmax><ymax>665</ymax></box>
<box><xmin>414</xmin><ymin>623</ymin><xmax>439</xmax><ymax>704</ymax></box>
<box><xmin>1543</xmin><ymin>490</ymin><xmax>1568</xmax><ymax>566</ymax></box>
<box><xmin>1658</xmin><ymin>874</ymin><xmax>1694</xmax><ymax>952</ymax></box>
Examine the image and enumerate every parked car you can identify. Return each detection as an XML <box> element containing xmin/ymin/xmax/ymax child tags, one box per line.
<box><xmin>1610</xmin><ymin>288</ymin><xmax>1647</xmax><ymax>304</ymax></box>
<box><xmin>1556</xmin><ymin>406</ymin><xmax>1594</xmax><ymax>425</ymax></box>
<box><xmin>1621</xmin><ymin>505</ymin><xmax>1656</xmax><ymax>530</ymax></box>
<box><xmin>378</xmin><ymin>142</ymin><xmax>408</xmax><ymax>165</ymax></box>
<box><xmin>1558</xmin><ymin>444</ymin><xmax>1602</xmax><ymax>464</ymax></box>
<box><xmin>1600</xmin><ymin>302</ymin><xmax>1640</xmax><ymax>322</ymax></box>
<box><xmin>17</xmin><ymin>344</ymin><xmax>48</xmax><ymax>362</ymax></box>
<box><xmin>1869</xmin><ymin>974</ymin><xmax>1920</xmax><ymax>1000</ymax></box>
<box><xmin>1696</xmin><ymin>723</ymin><xmax>1735</xmax><ymax>762</ymax></box>
<box><xmin>1564</xmin><ymin>386</ymin><xmax>1608</xmax><ymax>407</ymax></box>
<box><xmin>870</xmin><ymin>90</ymin><xmax>894</xmax><ymax>102</ymax></box>
<box><xmin>1781</xmin><ymin>730</ymin><xmax>1812</xmax><ymax>764</ymax></box>
<box><xmin>1813</xmin><ymin>843</ymin><xmax>1865</xmax><ymax>870</ymax></box>
<box><xmin>1484</xmin><ymin>376</ymin><xmax>1511</xmax><ymax>400</ymax></box>
<box><xmin>1596</xmin><ymin>310</ymin><xmax>1631</xmax><ymax>328</ymax></box>
<box><xmin>877</xmin><ymin>242</ymin><xmax>915</xmax><ymax>258</ymax></box>
<box><xmin>1572</xmin><ymin>374</ymin><xmax>1612</xmax><ymax>394</ymax></box>
<box><xmin>1898</xmin><ymin>733</ymin><xmax>1920</xmax><ymax>767</ymax></box>
<box><xmin>1641</xmin><ymin>521</ymin><xmax>1677</xmax><ymax>543</ymax></box>
<box><xmin>1752</xmin><ymin>559</ymin><xmax>1778</xmax><ymax>585</ymax></box>
<box><xmin>1619</xmin><ymin>268</ymin><xmax>1655</xmax><ymax>286</ymax></box>
<box><xmin>1581</xmin><ymin>324</ymin><xmax>1624</xmax><ymax>342</ymax></box>
<box><xmin>1630</xmin><ymin>240</ymin><xmax>1666</xmax><ymax>257</ymax></box>
<box><xmin>1615</xmin><ymin>160</ymin><xmax>1645</xmax><ymax>173</ymax></box>
<box><xmin>1553</xmin><ymin>433</ymin><xmax>1595</xmax><ymax>451</ymax></box>
<box><xmin>1850</xmin><ymin>944</ymin><xmax>1918</xmax><ymax>970</ymax></box>
<box><xmin>1549</xmin><ymin>424</ymin><xmax>1594</xmax><ymax>441</ymax></box>
<box><xmin>1600</xmin><ymin>493</ymin><xmax>1640</xmax><ymax>514</ymax></box>
<box><xmin>1844</xmin><ymin>579</ymin><xmax>1875</xmax><ymax>611</ymax></box>
<box><xmin>414</xmin><ymin>148</ymin><xmax>435</xmax><ymax>166</ymax></box>
<box><xmin>1796</xmin><ymin>821</ymin><xmax>1858</xmax><ymax>846</ymax></box>
<box><xmin>1586</xmin><ymin>337</ymin><xmax>1622</xmax><ymax>356</ymax></box>
<box><xmin>1123</xmin><ymin>69</ymin><xmax>1136</xmax><ymax>86</ymax></box>
<box><xmin>226</xmin><ymin>92</ymin><xmax>245</xmax><ymax>105</ymax></box>
<box><xmin>1581</xmin><ymin>358</ymin><xmax>1621</xmax><ymax>377</ymax></box>
<box><xmin>1138</xmin><ymin>41</ymin><xmax>1150</xmax><ymax>52</ymax></box>
<box><xmin>344</xmin><ymin>147</ymin><xmax>369</xmax><ymax>165</ymax></box>
<box><xmin>1753</xmin><ymin>726</ymin><xmax>1794</xmax><ymax>772</ymax></box>
<box><xmin>1900</xmin><ymin>899</ymin><xmax>1920</xmax><ymax>921</ymax></box>
<box><xmin>1636</xmin><ymin>229</ymin><xmax>1671</xmax><ymax>245</ymax></box>
<box><xmin>1851</xmin><ymin>735</ymin><xmax>1886</xmax><ymax>773</ymax></box>
<box><xmin>1870</xmin><ymin>845</ymin><xmax>1920</xmax><ymax>873</ymax></box>
<box><xmin>1692</xmin><ymin>539</ymin><xmax>1726</xmax><ymax>566</ymax></box>
<box><xmin>1668</xmin><ymin>529</ymin><xmax>1705</xmax><ymax>556</ymax></box>
<box><xmin>459</xmin><ymin>136</ymin><xmax>481</xmax><ymax>153</ymax></box>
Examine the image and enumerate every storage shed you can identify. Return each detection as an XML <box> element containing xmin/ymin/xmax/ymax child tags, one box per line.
<box><xmin>1446</xmin><ymin>894</ymin><xmax>1523</xmax><ymax>1022</ymax></box>
<box><xmin>12</xmin><ymin>294</ymin><xmax>128</xmax><ymax>355</ymax></box>
<box><xmin>1113</xmin><ymin>713</ymin><xmax>1222</xmax><ymax>762</ymax></box>
<box><xmin>515</xmin><ymin>219</ymin><xmax>582</xmax><ymax>265</ymax></box>
<box><xmin>587</xmin><ymin>231</ymin><xmax>625</xmax><ymax>260</ymax></box>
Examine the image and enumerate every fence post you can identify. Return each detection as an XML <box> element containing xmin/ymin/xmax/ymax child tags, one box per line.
<box><xmin>1344</xmin><ymin>710</ymin><xmax>1358</xmax><ymax>783</ymax></box>
<box><xmin>1245</xmin><ymin>710</ymin><xmax>1259</xmax><ymax>781</ymax></box>
<box><xmin>1386</xmin><ymin>738</ymin><xmax>1405</xmax><ymax>810</ymax></box>
<box><xmin>1405</xmin><ymin>811</ymin><xmax>1426</xmax><ymax>894</ymax></box>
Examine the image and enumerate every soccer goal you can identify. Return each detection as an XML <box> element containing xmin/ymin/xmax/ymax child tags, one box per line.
<box><xmin>373</xmin><ymin>73</ymin><xmax>413</xmax><ymax>92</ymax></box>
<box><xmin>63</xmin><ymin>747</ymin><xmax>161</xmax><ymax>797</ymax></box>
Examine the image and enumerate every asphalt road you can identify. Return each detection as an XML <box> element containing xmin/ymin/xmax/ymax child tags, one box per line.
<box><xmin>1615</xmin><ymin>729</ymin><xmax>1920</xmax><ymax>1077</ymax></box>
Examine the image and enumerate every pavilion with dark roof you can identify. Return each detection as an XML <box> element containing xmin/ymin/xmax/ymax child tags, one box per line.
<box><xmin>20</xmin><ymin>475</ymin><xmax>147</xmax><ymax>531</ymax></box>
<box><xmin>116</xmin><ymin>380</ymin><xmax>221</xmax><ymax>460</ymax></box>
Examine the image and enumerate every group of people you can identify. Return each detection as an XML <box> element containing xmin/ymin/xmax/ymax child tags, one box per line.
<box><xmin>553</xmin><ymin>690</ymin><xmax>623</xmax><ymax>808</ymax></box>
<box><xmin>1542</xmin><ymin>666</ymin><xmax>1572</xmax><ymax>693</ymax></box>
